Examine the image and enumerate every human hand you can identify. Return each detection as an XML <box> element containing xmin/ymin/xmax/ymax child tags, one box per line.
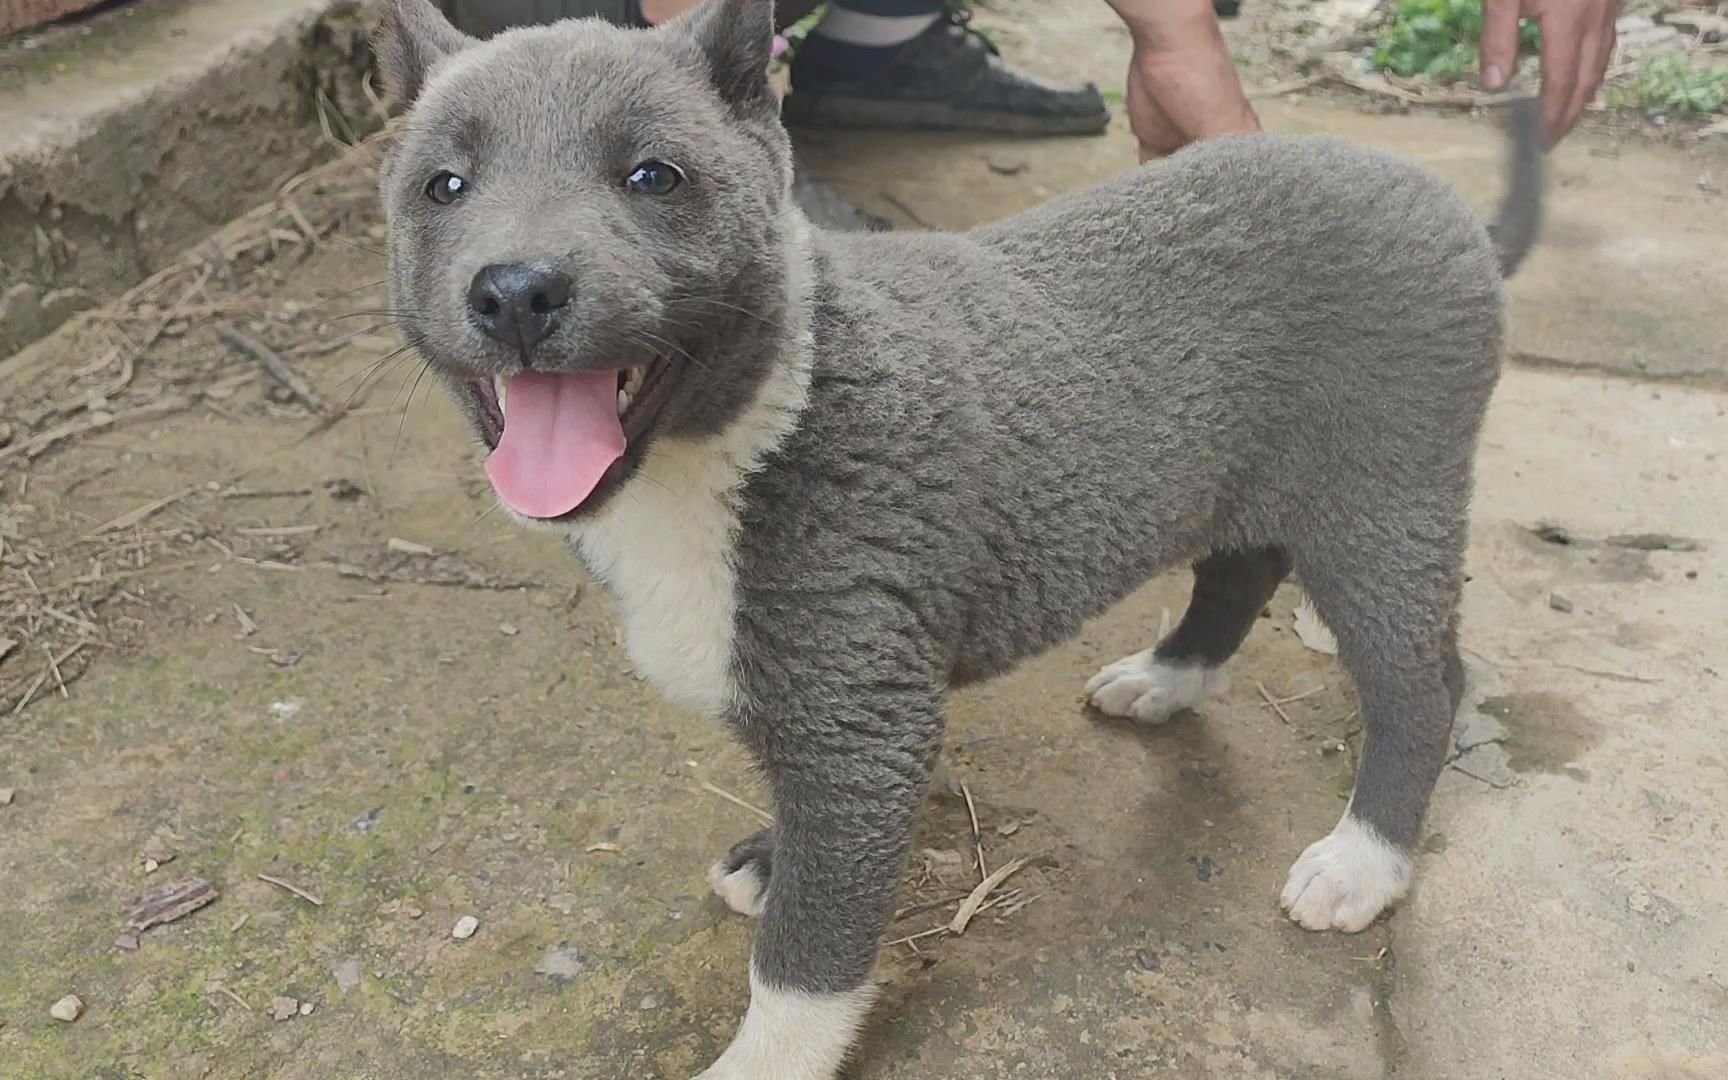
<box><xmin>1107</xmin><ymin>0</ymin><xmax>1261</xmax><ymax>160</ymax></box>
<box><xmin>1481</xmin><ymin>0</ymin><xmax>1619</xmax><ymax>146</ymax></box>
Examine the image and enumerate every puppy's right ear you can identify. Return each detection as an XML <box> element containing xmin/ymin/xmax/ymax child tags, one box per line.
<box><xmin>374</xmin><ymin>0</ymin><xmax>474</xmax><ymax>106</ymax></box>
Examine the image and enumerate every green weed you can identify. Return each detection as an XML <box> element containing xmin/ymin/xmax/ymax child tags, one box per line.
<box><xmin>1610</xmin><ymin>53</ymin><xmax>1728</xmax><ymax>114</ymax></box>
<box><xmin>1373</xmin><ymin>0</ymin><xmax>1539</xmax><ymax>80</ymax></box>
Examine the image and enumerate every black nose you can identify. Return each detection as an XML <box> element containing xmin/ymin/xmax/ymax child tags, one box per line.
<box><xmin>467</xmin><ymin>263</ymin><xmax>572</xmax><ymax>353</ymax></box>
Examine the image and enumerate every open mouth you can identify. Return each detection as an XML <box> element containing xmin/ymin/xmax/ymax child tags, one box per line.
<box><xmin>465</xmin><ymin>355</ymin><xmax>682</xmax><ymax>521</ymax></box>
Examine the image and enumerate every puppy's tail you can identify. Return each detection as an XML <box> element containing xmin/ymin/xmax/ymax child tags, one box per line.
<box><xmin>1486</xmin><ymin>98</ymin><xmax>1544</xmax><ymax>278</ymax></box>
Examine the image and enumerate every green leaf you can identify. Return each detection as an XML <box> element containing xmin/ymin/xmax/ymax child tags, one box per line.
<box><xmin>1373</xmin><ymin>0</ymin><xmax>1538</xmax><ymax>79</ymax></box>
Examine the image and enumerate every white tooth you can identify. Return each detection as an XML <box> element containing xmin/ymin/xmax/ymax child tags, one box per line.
<box><xmin>617</xmin><ymin>389</ymin><xmax>631</xmax><ymax>416</ymax></box>
<box><xmin>496</xmin><ymin>376</ymin><xmax>507</xmax><ymax>418</ymax></box>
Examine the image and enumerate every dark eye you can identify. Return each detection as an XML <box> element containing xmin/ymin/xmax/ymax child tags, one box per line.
<box><xmin>425</xmin><ymin>171</ymin><xmax>468</xmax><ymax>205</ymax></box>
<box><xmin>625</xmin><ymin>160</ymin><xmax>684</xmax><ymax>196</ymax></box>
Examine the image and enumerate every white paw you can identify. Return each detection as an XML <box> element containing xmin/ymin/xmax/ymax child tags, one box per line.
<box><xmin>1280</xmin><ymin>814</ymin><xmax>1412</xmax><ymax>932</ymax></box>
<box><xmin>693</xmin><ymin>967</ymin><xmax>875</xmax><ymax>1080</ymax></box>
<box><xmin>1083</xmin><ymin>649</ymin><xmax>1225</xmax><ymax>723</ymax></box>
<box><xmin>707</xmin><ymin>858</ymin><xmax>767</xmax><ymax>918</ymax></box>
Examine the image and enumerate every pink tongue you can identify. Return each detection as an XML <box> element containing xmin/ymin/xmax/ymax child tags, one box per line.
<box><xmin>484</xmin><ymin>371</ymin><xmax>625</xmax><ymax>519</ymax></box>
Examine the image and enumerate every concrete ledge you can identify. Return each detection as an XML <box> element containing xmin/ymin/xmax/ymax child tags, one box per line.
<box><xmin>0</xmin><ymin>0</ymin><xmax>382</xmax><ymax>357</ymax></box>
<box><xmin>1</xmin><ymin>0</ymin><xmax>112</xmax><ymax>39</ymax></box>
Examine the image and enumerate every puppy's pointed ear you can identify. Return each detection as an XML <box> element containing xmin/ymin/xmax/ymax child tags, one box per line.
<box><xmin>669</xmin><ymin>0</ymin><xmax>778</xmax><ymax>116</ymax></box>
<box><xmin>374</xmin><ymin>0</ymin><xmax>474</xmax><ymax>106</ymax></box>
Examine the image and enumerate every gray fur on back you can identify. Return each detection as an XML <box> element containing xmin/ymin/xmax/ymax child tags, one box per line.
<box><xmin>740</xmin><ymin>140</ymin><xmax>1504</xmax><ymax>691</ymax></box>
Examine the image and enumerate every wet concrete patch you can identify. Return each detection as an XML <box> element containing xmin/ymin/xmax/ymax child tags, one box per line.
<box><xmin>1480</xmin><ymin>693</ymin><xmax>1603</xmax><ymax>781</ymax></box>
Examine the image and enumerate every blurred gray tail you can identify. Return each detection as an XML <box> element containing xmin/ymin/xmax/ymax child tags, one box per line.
<box><xmin>1487</xmin><ymin>98</ymin><xmax>1543</xmax><ymax>277</ymax></box>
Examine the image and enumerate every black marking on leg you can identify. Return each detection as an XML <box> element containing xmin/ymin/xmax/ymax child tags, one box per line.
<box><xmin>1154</xmin><ymin>545</ymin><xmax>1292</xmax><ymax>668</ymax></box>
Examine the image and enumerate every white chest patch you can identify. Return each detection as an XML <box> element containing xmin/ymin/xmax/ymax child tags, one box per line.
<box><xmin>569</xmin><ymin>225</ymin><xmax>814</xmax><ymax>718</ymax></box>
<box><xmin>573</xmin><ymin>446</ymin><xmax>753</xmax><ymax>716</ymax></box>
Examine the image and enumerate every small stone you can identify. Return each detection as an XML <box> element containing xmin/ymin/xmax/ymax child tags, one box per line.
<box><xmin>324</xmin><ymin>478</ymin><xmax>364</xmax><ymax>501</ymax></box>
<box><xmin>996</xmin><ymin>820</ymin><xmax>1021</xmax><ymax>837</ymax></box>
<box><xmin>0</xmin><ymin>787</ymin><xmax>14</xmax><ymax>806</ymax></box>
<box><xmin>114</xmin><ymin>933</ymin><xmax>139</xmax><ymax>951</ymax></box>
<box><xmin>332</xmin><ymin>958</ymin><xmax>362</xmax><ymax>995</ymax></box>
<box><xmin>143</xmin><ymin>858</ymin><xmax>160</xmax><ymax>873</ymax></box>
<box><xmin>638</xmin><ymin>992</ymin><xmax>662</xmax><ymax>1010</ymax></box>
<box><xmin>50</xmin><ymin>994</ymin><xmax>85</xmax><ymax>1022</ymax></box>
<box><xmin>547</xmin><ymin>892</ymin><xmax>579</xmax><ymax>915</ymax></box>
<box><xmin>271</xmin><ymin>996</ymin><xmax>298</xmax><ymax>1021</ymax></box>
<box><xmin>1548</xmin><ymin>593</ymin><xmax>1574</xmax><ymax>613</ymax></box>
<box><xmin>299</xmin><ymin>1001</ymin><xmax>314</xmax><ymax>1016</ymax></box>
<box><xmin>452</xmin><ymin>914</ymin><xmax>479</xmax><ymax>940</ymax></box>
<box><xmin>920</xmin><ymin>848</ymin><xmax>966</xmax><ymax>878</ymax></box>
<box><xmin>535</xmin><ymin>945</ymin><xmax>588</xmax><ymax>981</ymax></box>
<box><xmin>499</xmin><ymin>622</ymin><xmax>520</xmax><ymax>637</ymax></box>
<box><xmin>1134</xmin><ymin>948</ymin><xmax>1161</xmax><ymax>972</ymax></box>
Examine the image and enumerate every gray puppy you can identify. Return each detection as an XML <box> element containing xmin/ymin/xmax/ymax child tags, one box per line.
<box><xmin>373</xmin><ymin>1</ymin><xmax>1541</xmax><ymax>1074</ymax></box>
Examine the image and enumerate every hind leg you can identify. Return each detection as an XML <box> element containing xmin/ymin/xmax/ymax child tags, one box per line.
<box><xmin>1279</xmin><ymin>541</ymin><xmax>1464</xmax><ymax>932</ymax></box>
<box><xmin>1086</xmin><ymin>546</ymin><xmax>1291</xmax><ymax>723</ymax></box>
<box><xmin>708</xmin><ymin>829</ymin><xmax>774</xmax><ymax>918</ymax></box>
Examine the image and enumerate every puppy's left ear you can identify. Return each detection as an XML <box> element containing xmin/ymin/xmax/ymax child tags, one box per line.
<box><xmin>668</xmin><ymin>0</ymin><xmax>778</xmax><ymax>116</ymax></box>
<box><xmin>374</xmin><ymin>0</ymin><xmax>475</xmax><ymax>106</ymax></box>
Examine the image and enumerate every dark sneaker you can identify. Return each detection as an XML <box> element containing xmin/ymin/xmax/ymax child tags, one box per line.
<box><xmin>440</xmin><ymin>0</ymin><xmax>646</xmax><ymax>36</ymax></box>
<box><xmin>785</xmin><ymin>8</ymin><xmax>1110</xmax><ymax>137</ymax></box>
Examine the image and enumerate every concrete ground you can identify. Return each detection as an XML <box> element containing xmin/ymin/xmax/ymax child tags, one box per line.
<box><xmin>1</xmin><ymin>3</ymin><xmax>1724</xmax><ymax>1078</ymax></box>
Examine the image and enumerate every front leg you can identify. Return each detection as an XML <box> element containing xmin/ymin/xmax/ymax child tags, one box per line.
<box><xmin>698</xmin><ymin>685</ymin><xmax>940</xmax><ymax>1079</ymax></box>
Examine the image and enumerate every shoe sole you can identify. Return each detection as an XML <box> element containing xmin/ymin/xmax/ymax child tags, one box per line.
<box><xmin>783</xmin><ymin>93</ymin><xmax>1110</xmax><ymax>137</ymax></box>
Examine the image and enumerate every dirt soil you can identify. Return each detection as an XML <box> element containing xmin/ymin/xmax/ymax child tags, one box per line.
<box><xmin>1</xmin><ymin>3</ymin><xmax>1725</xmax><ymax>1079</ymax></box>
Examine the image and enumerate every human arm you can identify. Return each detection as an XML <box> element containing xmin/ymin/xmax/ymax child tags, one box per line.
<box><xmin>1103</xmin><ymin>0</ymin><xmax>1261</xmax><ymax>159</ymax></box>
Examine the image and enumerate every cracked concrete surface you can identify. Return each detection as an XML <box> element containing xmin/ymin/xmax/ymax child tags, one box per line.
<box><xmin>0</xmin><ymin>1</ymin><xmax>1724</xmax><ymax>1077</ymax></box>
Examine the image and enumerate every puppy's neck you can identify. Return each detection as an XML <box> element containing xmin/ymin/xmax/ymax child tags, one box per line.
<box><xmin>567</xmin><ymin>211</ymin><xmax>816</xmax><ymax>716</ymax></box>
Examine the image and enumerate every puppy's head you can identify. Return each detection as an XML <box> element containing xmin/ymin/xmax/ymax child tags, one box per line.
<box><xmin>375</xmin><ymin>0</ymin><xmax>795</xmax><ymax>522</ymax></box>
